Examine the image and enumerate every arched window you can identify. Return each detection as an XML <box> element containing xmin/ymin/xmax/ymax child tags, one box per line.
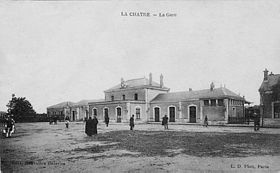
<box><xmin>104</xmin><ymin>108</ymin><xmax>109</xmax><ymax>119</ymax></box>
<box><xmin>93</xmin><ymin>108</ymin><xmax>97</xmax><ymax>116</ymax></box>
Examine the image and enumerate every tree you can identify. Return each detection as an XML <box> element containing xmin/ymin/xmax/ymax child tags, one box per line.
<box><xmin>6</xmin><ymin>94</ymin><xmax>36</xmax><ymax>122</ymax></box>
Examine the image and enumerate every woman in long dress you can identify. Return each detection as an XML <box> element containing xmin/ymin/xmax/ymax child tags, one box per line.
<box><xmin>85</xmin><ymin>117</ymin><xmax>94</xmax><ymax>136</ymax></box>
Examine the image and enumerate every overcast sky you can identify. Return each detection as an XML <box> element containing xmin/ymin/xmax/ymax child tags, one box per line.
<box><xmin>0</xmin><ymin>1</ymin><xmax>280</xmax><ymax>113</ymax></box>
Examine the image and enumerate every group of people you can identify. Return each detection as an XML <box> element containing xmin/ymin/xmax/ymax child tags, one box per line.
<box><xmin>2</xmin><ymin>115</ymin><xmax>15</xmax><ymax>138</ymax></box>
<box><xmin>85</xmin><ymin>116</ymin><xmax>99</xmax><ymax>136</ymax></box>
<box><xmin>72</xmin><ymin>112</ymin><xmax>262</xmax><ymax>137</ymax></box>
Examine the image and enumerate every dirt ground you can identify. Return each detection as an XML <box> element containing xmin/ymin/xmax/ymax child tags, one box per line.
<box><xmin>1</xmin><ymin>122</ymin><xmax>280</xmax><ymax>173</ymax></box>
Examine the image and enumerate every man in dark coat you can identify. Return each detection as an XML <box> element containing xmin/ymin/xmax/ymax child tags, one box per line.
<box><xmin>85</xmin><ymin>117</ymin><xmax>94</xmax><ymax>136</ymax></box>
<box><xmin>254</xmin><ymin>112</ymin><xmax>260</xmax><ymax>131</ymax></box>
<box><xmin>92</xmin><ymin>115</ymin><xmax>99</xmax><ymax>135</ymax></box>
<box><xmin>162</xmin><ymin>115</ymin><xmax>168</xmax><ymax>130</ymax></box>
<box><xmin>130</xmin><ymin>115</ymin><xmax>134</xmax><ymax>130</ymax></box>
<box><xmin>203</xmin><ymin>115</ymin><xmax>208</xmax><ymax>127</ymax></box>
<box><xmin>105</xmin><ymin>115</ymin><xmax>109</xmax><ymax>127</ymax></box>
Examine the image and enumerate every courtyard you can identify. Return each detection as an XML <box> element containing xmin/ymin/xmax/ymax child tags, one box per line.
<box><xmin>1</xmin><ymin>122</ymin><xmax>280</xmax><ymax>172</ymax></box>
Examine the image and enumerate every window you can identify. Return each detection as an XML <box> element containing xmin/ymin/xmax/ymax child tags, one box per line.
<box><xmin>122</xmin><ymin>94</ymin><xmax>125</xmax><ymax>100</ymax></box>
<box><xmin>134</xmin><ymin>93</ymin><xmax>138</xmax><ymax>100</ymax></box>
<box><xmin>136</xmin><ymin>108</ymin><xmax>140</xmax><ymax>119</ymax></box>
<box><xmin>104</xmin><ymin>108</ymin><xmax>108</xmax><ymax>118</ymax></box>
<box><xmin>218</xmin><ymin>99</ymin><xmax>224</xmax><ymax>106</ymax></box>
<box><xmin>232</xmin><ymin>107</ymin><xmax>236</xmax><ymax>117</ymax></box>
<box><xmin>210</xmin><ymin>99</ymin><xmax>216</xmax><ymax>106</ymax></box>
<box><xmin>274</xmin><ymin>103</ymin><xmax>280</xmax><ymax>118</ymax></box>
<box><xmin>204</xmin><ymin>100</ymin><xmax>209</xmax><ymax>106</ymax></box>
<box><xmin>93</xmin><ymin>108</ymin><xmax>97</xmax><ymax>116</ymax></box>
<box><xmin>111</xmin><ymin>95</ymin><xmax>114</xmax><ymax>101</ymax></box>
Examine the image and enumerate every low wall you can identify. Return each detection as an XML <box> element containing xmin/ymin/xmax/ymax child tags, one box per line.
<box><xmin>262</xmin><ymin>118</ymin><xmax>280</xmax><ymax>128</ymax></box>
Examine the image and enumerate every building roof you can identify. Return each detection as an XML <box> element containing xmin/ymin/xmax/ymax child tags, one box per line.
<box><xmin>259</xmin><ymin>74</ymin><xmax>280</xmax><ymax>92</ymax></box>
<box><xmin>47</xmin><ymin>101</ymin><xmax>75</xmax><ymax>109</ymax></box>
<box><xmin>47</xmin><ymin>99</ymin><xmax>105</xmax><ymax>109</ymax></box>
<box><xmin>105</xmin><ymin>77</ymin><xmax>169</xmax><ymax>92</ymax></box>
<box><xmin>151</xmin><ymin>87</ymin><xmax>244</xmax><ymax>103</ymax></box>
<box><xmin>73</xmin><ymin>99</ymin><xmax>104</xmax><ymax>106</ymax></box>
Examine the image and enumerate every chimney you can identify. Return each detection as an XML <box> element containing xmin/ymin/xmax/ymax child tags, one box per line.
<box><xmin>264</xmin><ymin>68</ymin><xmax>268</xmax><ymax>81</ymax></box>
<box><xmin>189</xmin><ymin>88</ymin><xmax>192</xmax><ymax>91</ymax></box>
<box><xmin>121</xmin><ymin>78</ymin><xmax>125</xmax><ymax>88</ymax></box>
<box><xmin>149</xmin><ymin>73</ymin><xmax>152</xmax><ymax>85</ymax></box>
<box><xmin>160</xmin><ymin>74</ymin><xmax>163</xmax><ymax>88</ymax></box>
<box><xmin>210</xmin><ymin>82</ymin><xmax>215</xmax><ymax>91</ymax></box>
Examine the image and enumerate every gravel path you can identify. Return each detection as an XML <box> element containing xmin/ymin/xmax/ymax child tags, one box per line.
<box><xmin>1</xmin><ymin>122</ymin><xmax>280</xmax><ymax>172</ymax></box>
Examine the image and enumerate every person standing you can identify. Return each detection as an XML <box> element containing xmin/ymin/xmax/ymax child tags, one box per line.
<box><xmin>93</xmin><ymin>115</ymin><xmax>99</xmax><ymax>135</ymax></box>
<box><xmin>162</xmin><ymin>115</ymin><xmax>168</xmax><ymax>130</ymax></box>
<box><xmin>204</xmin><ymin>115</ymin><xmax>208</xmax><ymax>127</ymax></box>
<box><xmin>85</xmin><ymin>117</ymin><xmax>94</xmax><ymax>136</ymax></box>
<box><xmin>130</xmin><ymin>115</ymin><xmax>134</xmax><ymax>130</ymax></box>
<box><xmin>254</xmin><ymin>112</ymin><xmax>260</xmax><ymax>131</ymax></box>
<box><xmin>105</xmin><ymin>115</ymin><xmax>110</xmax><ymax>127</ymax></box>
<box><xmin>65</xmin><ymin>116</ymin><xmax>70</xmax><ymax>128</ymax></box>
<box><xmin>5</xmin><ymin>115</ymin><xmax>15</xmax><ymax>138</ymax></box>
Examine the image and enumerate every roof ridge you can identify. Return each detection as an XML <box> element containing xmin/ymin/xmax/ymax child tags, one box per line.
<box><xmin>125</xmin><ymin>77</ymin><xmax>146</xmax><ymax>82</ymax></box>
<box><xmin>220</xmin><ymin>87</ymin><xmax>227</xmax><ymax>95</ymax></box>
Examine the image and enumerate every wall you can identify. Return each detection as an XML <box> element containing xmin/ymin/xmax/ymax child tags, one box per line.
<box><xmin>129</xmin><ymin>103</ymin><xmax>147</xmax><ymax>122</ymax></box>
<box><xmin>261</xmin><ymin>93</ymin><xmax>273</xmax><ymax>118</ymax></box>
<box><xmin>181</xmin><ymin>100</ymin><xmax>201</xmax><ymax>122</ymax></box>
<box><xmin>47</xmin><ymin>107</ymin><xmax>65</xmax><ymax>121</ymax></box>
<box><xmin>150</xmin><ymin>102</ymin><xmax>179</xmax><ymax>122</ymax></box>
<box><xmin>105</xmin><ymin>88</ymin><xmax>146</xmax><ymax>101</ymax></box>
<box><xmin>202</xmin><ymin>106</ymin><xmax>225</xmax><ymax>121</ymax></box>
<box><xmin>228</xmin><ymin>99</ymin><xmax>244</xmax><ymax>118</ymax></box>
<box><xmin>89</xmin><ymin>102</ymin><xmax>147</xmax><ymax>122</ymax></box>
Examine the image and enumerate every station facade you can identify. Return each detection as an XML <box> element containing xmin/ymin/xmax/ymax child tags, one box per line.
<box><xmin>88</xmin><ymin>74</ymin><xmax>246</xmax><ymax>124</ymax></box>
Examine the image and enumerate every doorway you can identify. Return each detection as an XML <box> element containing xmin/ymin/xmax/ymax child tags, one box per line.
<box><xmin>104</xmin><ymin>108</ymin><xmax>109</xmax><ymax>121</ymax></box>
<box><xmin>116</xmin><ymin>107</ymin><xmax>121</xmax><ymax>123</ymax></box>
<box><xmin>72</xmin><ymin>111</ymin><xmax>75</xmax><ymax>121</ymax></box>
<box><xmin>169</xmin><ymin>107</ymin><xmax>175</xmax><ymax>122</ymax></box>
<box><xmin>189</xmin><ymin>106</ymin><xmax>196</xmax><ymax>123</ymax></box>
<box><xmin>154</xmin><ymin>107</ymin><xmax>160</xmax><ymax>122</ymax></box>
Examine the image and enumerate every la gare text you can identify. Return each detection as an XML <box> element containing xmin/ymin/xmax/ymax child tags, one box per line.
<box><xmin>121</xmin><ymin>12</ymin><xmax>177</xmax><ymax>17</ymax></box>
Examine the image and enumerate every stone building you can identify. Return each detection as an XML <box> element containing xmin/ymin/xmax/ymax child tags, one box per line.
<box><xmin>47</xmin><ymin>101</ymin><xmax>74</xmax><ymax>121</ymax></box>
<box><xmin>259</xmin><ymin>69</ymin><xmax>280</xmax><ymax>126</ymax></box>
<box><xmin>89</xmin><ymin>74</ymin><xmax>246</xmax><ymax>124</ymax></box>
<box><xmin>150</xmin><ymin>83</ymin><xmax>246</xmax><ymax>124</ymax></box>
<box><xmin>47</xmin><ymin>100</ymin><xmax>100</xmax><ymax>121</ymax></box>
<box><xmin>88</xmin><ymin>74</ymin><xmax>169</xmax><ymax>123</ymax></box>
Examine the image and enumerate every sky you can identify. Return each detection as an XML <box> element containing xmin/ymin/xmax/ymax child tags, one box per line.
<box><xmin>0</xmin><ymin>1</ymin><xmax>280</xmax><ymax>113</ymax></box>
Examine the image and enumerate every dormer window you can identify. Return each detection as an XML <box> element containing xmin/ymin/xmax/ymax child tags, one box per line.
<box><xmin>134</xmin><ymin>93</ymin><xmax>138</xmax><ymax>100</ymax></box>
<box><xmin>122</xmin><ymin>95</ymin><xmax>125</xmax><ymax>100</ymax></box>
<box><xmin>111</xmin><ymin>95</ymin><xmax>114</xmax><ymax>101</ymax></box>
